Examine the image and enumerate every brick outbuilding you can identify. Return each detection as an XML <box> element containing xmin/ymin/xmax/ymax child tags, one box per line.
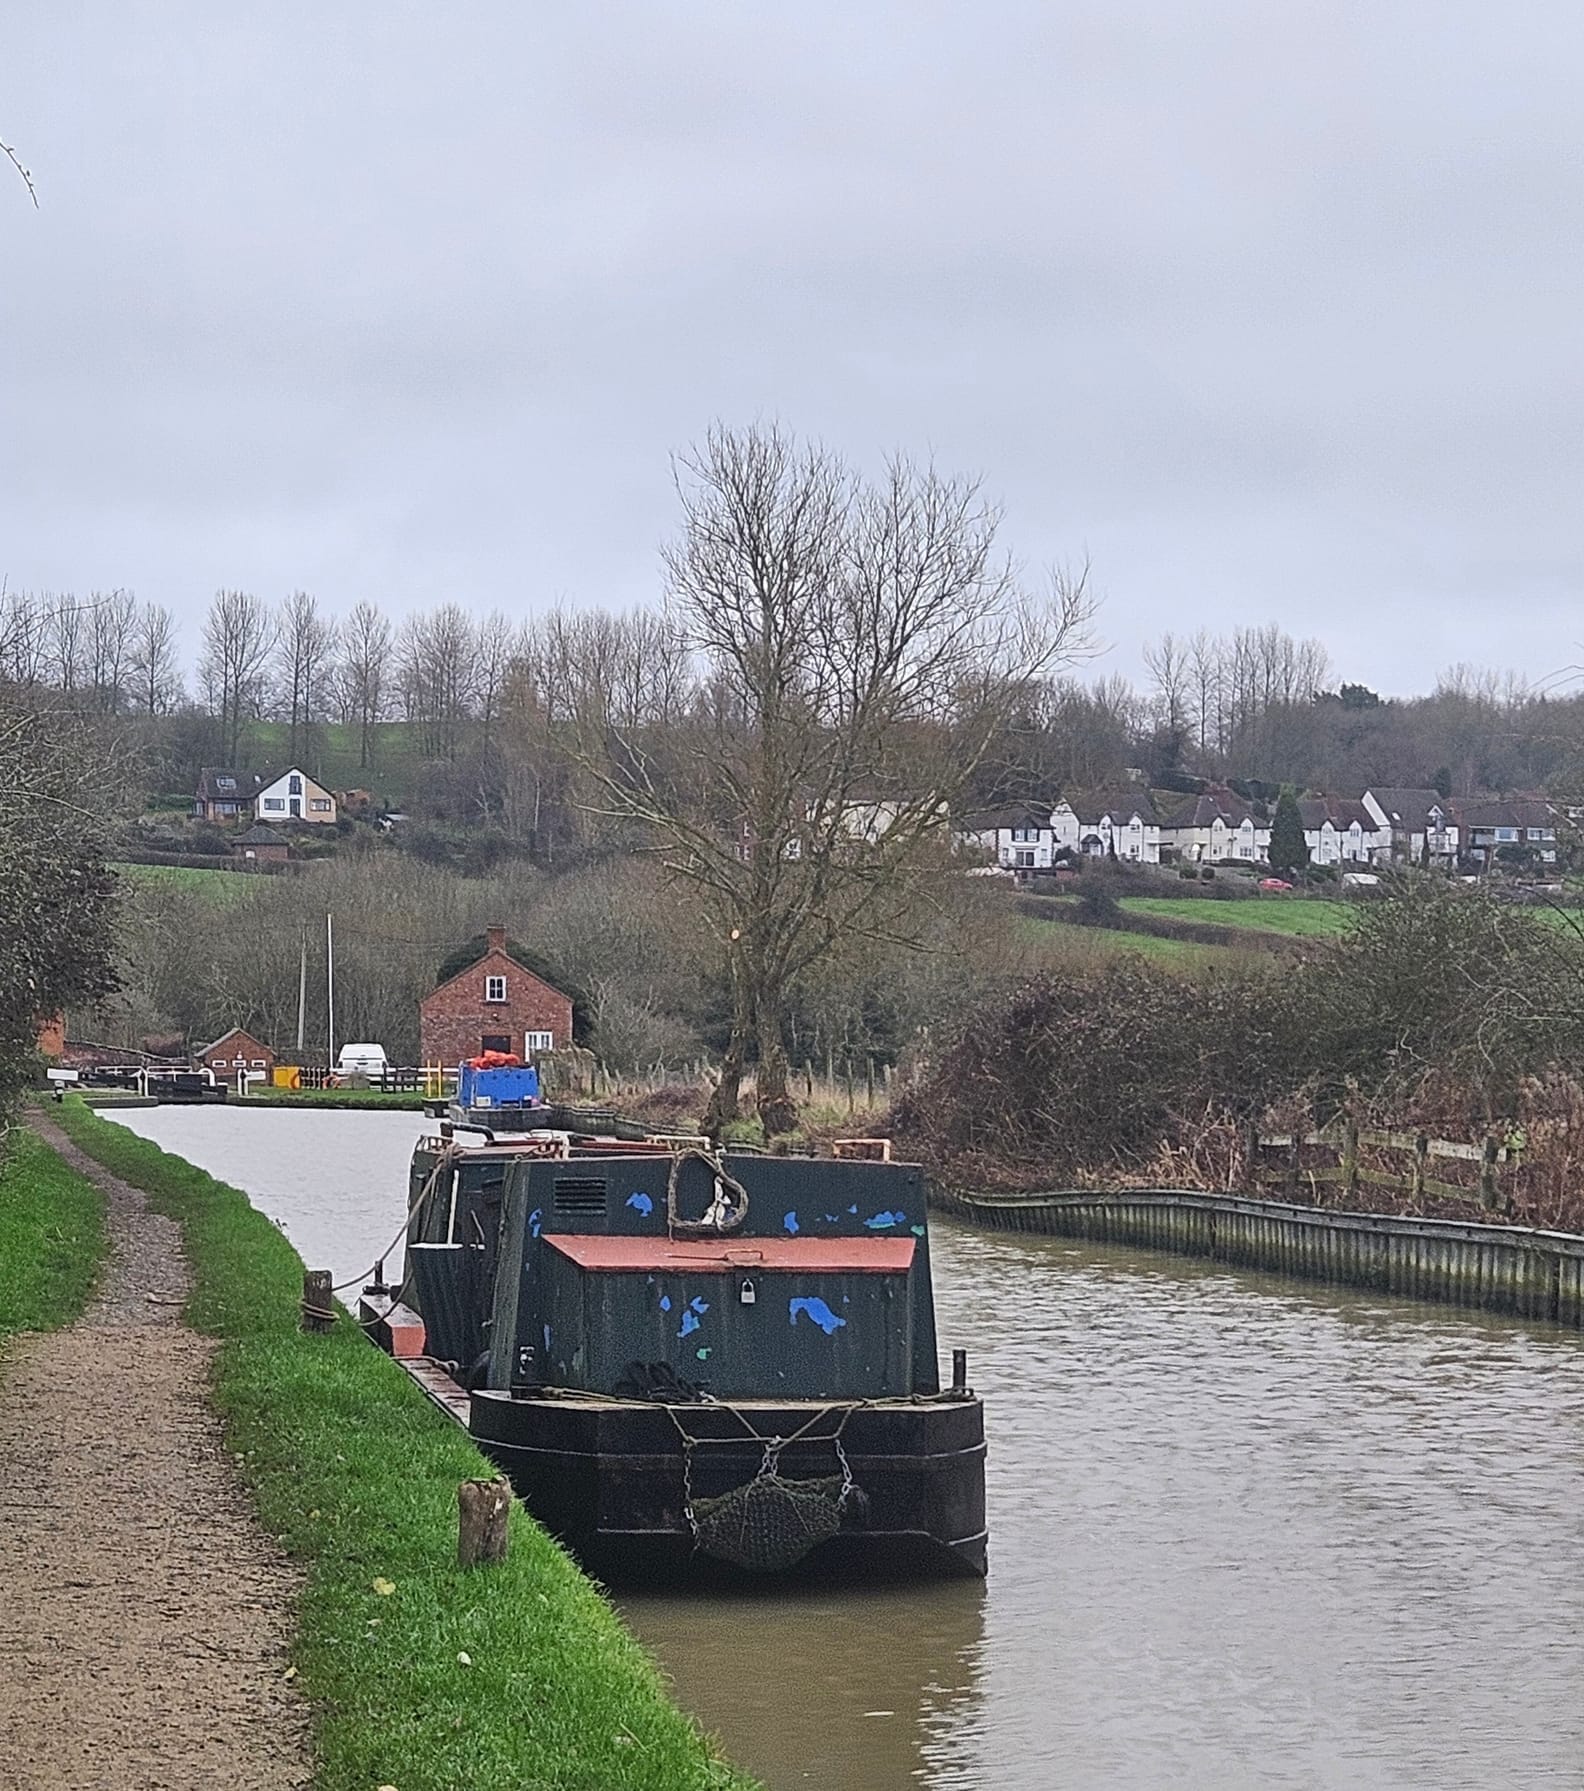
<box><xmin>198</xmin><ymin>1026</ymin><xmax>276</xmax><ymax>1080</ymax></box>
<box><xmin>419</xmin><ymin>924</ymin><xmax>574</xmax><ymax>1069</ymax></box>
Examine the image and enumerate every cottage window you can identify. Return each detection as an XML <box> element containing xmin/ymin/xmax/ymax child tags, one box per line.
<box><xmin>1495</xmin><ymin>827</ymin><xmax>1518</xmax><ymax>842</ymax></box>
<box><xmin>525</xmin><ymin>1030</ymin><xmax>555</xmax><ymax>1053</ymax></box>
<box><xmin>288</xmin><ymin>775</ymin><xmax>302</xmax><ymax>795</ymax></box>
<box><xmin>1014</xmin><ymin>849</ymin><xmax>1035</xmax><ymax>868</ymax></box>
<box><xmin>250</xmin><ymin>1059</ymin><xmax>265</xmax><ymax>1068</ymax></box>
<box><xmin>263</xmin><ymin>797</ymin><xmax>284</xmax><ymax>811</ymax></box>
<box><xmin>216</xmin><ymin>776</ymin><xmax>236</xmax><ymax>791</ymax></box>
<box><xmin>485</xmin><ymin>975</ymin><xmax>507</xmax><ymax>1003</ymax></box>
<box><xmin>1011</xmin><ymin>827</ymin><xmax>1036</xmax><ymax>843</ymax></box>
<box><xmin>481</xmin><ymin>1033</ymin><xmax>511</xmax><ymax>1054</ymax></box>
<box><xmin>310</xmin><ymin>798</ymin><xmax>332</xmax><ymax>812</ymax></box>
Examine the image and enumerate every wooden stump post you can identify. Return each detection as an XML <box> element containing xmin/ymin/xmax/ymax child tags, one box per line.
<box><xmin>1411</xmin><ymin>1133</ymin><xmax>1429</xmax><ymax>1199</ymax></box>
<box><xmin>301</xmin><ymin>1269</ymin><xmax>335</xmax><ymax>1334</ymax></box>
<box><xmin>1341</xmin><ymin>1117</ymin><xmax>1360</xmax><ymax>1200</ymax></box>
<box><xmin>1479</xmin><ymin>1133</ymin><xmax>1500</xmax><ymax>1209</ymax></box>
<box><xmin>458</xmin><ymin>1475</ymin><xmax>513</xmax><ymax>1568</ymax></box>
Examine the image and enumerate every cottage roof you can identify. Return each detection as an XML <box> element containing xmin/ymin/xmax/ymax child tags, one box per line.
<box><xmin>961</xmin><ymin>804</ymin><xmax>1053</xmax><ymax>833</ymax></box>
<box><xmin>1366</xmin><ymin>788</ymin><xmax>1447</xmax><ymax>831</ymax></box>
<box><xmin>1157</xmin><ymin>789</ymin><xmax>1260</xmax><ymax>830</ymax></box>
<box><xmin>1298</xmin><ymin>796</ymin><xmax>1374</xmax><ymax>831</ymax></box>
<box><xmin>1058</xmin><ymin>789</ymin><xmax>1160</xmax><ymax>825</ymax></box>
<box><xmin>1453</xmin><ymin>797</ymin><xmax>1557</xmax><ymax>830</ymax></box>
<box><xmin>231</xmin><ymin>824</ymin><xmax>289</xmax><ymax>847</ymax></box>
<box><xmin>198</xmin><ymin>1025</ymin><xmax>270</xmax><ymax>1057</ymax></box>
<box><xmin>196</xmin><ymin>766</ymin><xmax>272</xmax><ymax>801</ymax></box>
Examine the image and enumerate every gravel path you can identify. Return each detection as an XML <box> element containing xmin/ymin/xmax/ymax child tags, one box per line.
<box><xmin>0</xmin><ymin>1117</ymin><xmax>313</xmax><ymax>1791</ymax></box>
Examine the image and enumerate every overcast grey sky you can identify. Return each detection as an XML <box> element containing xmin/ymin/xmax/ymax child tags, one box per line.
<box><xmin>4</xmin><ymin>3</ymin><xmax>1580</xmax><ymax>694</ymax></box>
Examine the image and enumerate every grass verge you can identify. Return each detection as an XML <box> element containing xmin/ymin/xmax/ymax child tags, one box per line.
<box><xmin>0</xmin><ymin>1128</ymin><xmax>106</xmax><ymax>1340</ymax></box>
<box><xmin>49</xmin><ymin>1097</ymin><xmax>753</xmax><ymax>1791</ymax></box>
<box><xmin>1118</xmin><ymin>894</ymin><xmax>1352</xmax><ymax>938</ymax></box>
<box><xmin>239</xmin><ymin>1087</ymin><xmax>430</xmax><ymax>1111</ymax></box>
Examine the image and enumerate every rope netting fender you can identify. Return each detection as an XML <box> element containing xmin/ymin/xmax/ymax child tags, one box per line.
<box><xmin>669</xmin><ymin>1403</ymin><xmax>864</xmax><ymax>1572</ymax></box>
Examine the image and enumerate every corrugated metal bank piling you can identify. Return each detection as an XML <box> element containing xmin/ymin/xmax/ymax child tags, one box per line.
<box><xmin>931</xmin><ymin>1187</ymin><xmax>1584</xmax><ymax>1329</ymax></box>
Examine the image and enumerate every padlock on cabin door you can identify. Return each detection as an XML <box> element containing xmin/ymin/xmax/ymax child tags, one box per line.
<box><xmin>739</xmin><ymin>1277</ymin><xmax>756</xmax><ymax>1306</ymax></box>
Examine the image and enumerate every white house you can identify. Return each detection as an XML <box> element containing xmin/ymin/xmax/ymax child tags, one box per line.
<box><xmin>959</xmin><ymin>805</ymin><xmax>1056</xmax><ymax>871</ymax></box>
<box><xmin>1299</xmin><ymin>797</ymin><xmax>1391</xmax><ymax>865</ymax></box>
<box><xmin>1156</xmin><ymin>791</ymin><xmax>1271</xmax><ymax>864</ymax></box>
<box><xmin>254</xmin><ymin>767</ymin><xmax>337</xmax><ymax>825</ymax></box>
<box><xmin>1361</xmin><ymin>789</ymin><xmax>1458</xmax><ymax>864</ymax></box>
<box><xmin>1051</xmin><ymin>792</ymin><xmax>1163</xmax><ymax>863</ymax></box>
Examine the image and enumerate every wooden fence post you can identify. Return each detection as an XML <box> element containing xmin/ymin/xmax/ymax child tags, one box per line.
<box><xmin>1286</xmin><ymin>1133</ymin><xmax>1301</xmax><ymax>1199</ymax></box>
<box><xmin>458</xmin><ymin>1476</ymin><xmax>512</xmax><ymax>1567</ymax></box>
<box><xmin>1412</xmin><ymin>1133</ymin><xmax>1428</xmax><ymax>1198</ymax></box>
<box><xmin>865</xmin><ymin>1055</ymin><xmax>875</xmax><ymax>1107</ymax></box>
<box><xmin>301</xmin><ymin>1269</ymin><xmax>335</xmax><ymax>1334</ymax></box>
<box><xmin>1341</xmin><ymin>1117</ymin><xmax>1359</xmax><ymax>1200</ymax></box>
<box><xmin>1242</xmin><ymin>1120</ymin><xmax>1260</xmax><ymax>1192</ymax></box>
<box><xmin>1479</xmin><ymin>1133</ymin><xmax>1500</xmax><ymax>1209</ymax></box>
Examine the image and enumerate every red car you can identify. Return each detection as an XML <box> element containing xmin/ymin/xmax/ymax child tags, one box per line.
<box><xmin>1258</xmin><ymin>877</ymin><xmax>1293</xmax><ymax>892</ymax></box>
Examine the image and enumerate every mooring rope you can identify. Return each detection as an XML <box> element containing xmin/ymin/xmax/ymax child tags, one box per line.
<box><xmin>665</xmin><ymin>1144</ymin><xmax>750</xmax><ymax>1236</ymax></box>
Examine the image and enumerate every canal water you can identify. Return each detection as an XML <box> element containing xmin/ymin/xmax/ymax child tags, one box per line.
<box><xmin>107</xmin><ymin>1107</ymin><xmax>1584</xmax><ymax>1791</ymax></box>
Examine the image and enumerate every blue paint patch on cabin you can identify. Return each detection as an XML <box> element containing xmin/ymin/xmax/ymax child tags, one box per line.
<box><xmin>783</xmin><ymin>1211</ymin><xmax>799</xmax><ymax>1234</ymax></box>
<box><xmin>789</xmin><ymin>1295</ymin><xmax>847</xmax><ymax>1336</ymax></box>
<box><xmin>659</xmin><ymin>1294</ymin><xmax>672</xmax><ymax>1312</ymax></box>
<box><xmin>626</xmin><ymin>1191</ymin><xmax>654</xmax><ymax>1216</ymax></box>
<box><xmin>689</xmin><ymin>1297</ymin><xmax>709</xmax><ymax>1315</ymax></box>
<box><xmin>528</xmin><ymin>1208</ymin><xmax>543</xmax><ymax>1239</ymax></box>
<box><xmin>864</xmin><ymin>1210</ymin><xmax>907</xmax><ymax>1230</ymax></box>
<box><xmin>679</xmin><ymin>1308</ymin><xmax>702</xmax><ymax>1339</ymax></box>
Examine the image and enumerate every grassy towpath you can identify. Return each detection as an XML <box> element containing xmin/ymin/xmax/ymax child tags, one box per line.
<box><xmin>0</xmin><ymin>1129</ymin><xmax>106</xmax><ymax>1340</ymax></box>
<box><xmin>3</xmin><ymin>1112</ymin><xmax>313</xmax><ymax>1791</ymax></box>
<box><xmin>49</xmin><ymin>1097</ymin><xmax>754</xmax><ymax>1791</ymax></box>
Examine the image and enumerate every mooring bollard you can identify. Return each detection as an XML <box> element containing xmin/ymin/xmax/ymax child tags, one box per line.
<box><xmin>300</xmin><ymin>1268</ymin><xmax>336</xmax><ymax>1334</ymax></box>
<box><xmin>458</xmin><ymin>1475</ymin><xmax>513</xmax><ymax>1568</ymax></box>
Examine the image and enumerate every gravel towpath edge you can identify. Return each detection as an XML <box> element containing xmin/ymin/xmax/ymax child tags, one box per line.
<box><xmin>0</xmin><ymin>1116</ymin><xmax>314</xmax><ymax>1791</ymax></box>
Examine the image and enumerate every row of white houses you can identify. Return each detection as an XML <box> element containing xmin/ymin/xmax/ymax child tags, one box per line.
<box><xmin>960</xmin><ymin>787</ymin><xmax>1559</xmax><ymax>871</ymax></box>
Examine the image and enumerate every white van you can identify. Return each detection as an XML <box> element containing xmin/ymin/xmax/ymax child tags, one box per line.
<box><xmin>335</xmin><ymin>1043</ymin><xmax>390</xmax><ymax>1079</ymax></box>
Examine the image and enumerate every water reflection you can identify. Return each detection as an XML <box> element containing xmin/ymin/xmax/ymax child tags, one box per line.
<box><xmin>107</xmin><ymin>1108</ymin><xmax>1584</xmax><ymax>1791</ymax></box>
<box><xmin>623</xmin><ymin>1579</ymin><xmax>985</xmax><ymax>1789</ymax></box>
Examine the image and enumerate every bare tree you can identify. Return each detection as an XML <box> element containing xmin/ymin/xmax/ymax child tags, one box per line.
<box><xmin>199</xmin><ymin>589</ymin><xmax>274</xmax><ymax>763</ymax></box>
<box><xmin>1143</xmin><ymin>631</ymin><xmax>1190</xmax><ymax>735</ymax></box>
<box><xmin>337</xmin><ymin>600</ymin><xmax>392</xmax><ymax>770</ymax></box>
<box><xmin>473</xmin><ymin>609</ymin><xmax>514</xmax><ymax>748</ymax></box>
<box><xmin>129</xmin><ymin>602</ymin><xmax>184</xmax><ymax>715</ymax></box>
<box><xmin>0</xmin><ymin>588</ymin><xmax>48</xmax><ymax>688</ymax></box>
<box><xmin>86</xmin><ymin>588</ymin><xmax>138</xmax><ymax>714</ymax></box>
<box><xmin>571</xmin><ymin>423</ymin><xmax>1096</xmax><ymax>1133</ymax></box>
<box><xmin>271</xmin><ymin>590</ymin><xmax>336</xmax><ymax>765</ymax></box>
<box><xmin>45</xmin><ymin>591</ymin><xmax>88</xmax><ymax>697</ymax></box>
<box><xmin>397</xmin><ymin>602</ymin><xmax>477</xmax><ymax>759</ymax></box>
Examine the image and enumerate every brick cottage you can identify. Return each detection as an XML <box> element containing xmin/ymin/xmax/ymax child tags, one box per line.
<box><xmin>418</xmin><ymin>924</ymin><xmax>574</xmax><ymax>1068</ymax></box>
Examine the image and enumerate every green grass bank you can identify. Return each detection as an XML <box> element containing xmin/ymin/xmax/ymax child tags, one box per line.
<box><xmin>0</xmin><ymin>1129</ymin><xmax>107</xmax><ymax>1341</ymax></box>
<box><xmin>48</xmin><ymin>1098</ymin><xmax>753</xmax><ymax>1791</ymax></box>
<box><xmin>238</xmin><ymin>1086</ymin><xmax>430</xmax><ymax>1111</ymax></box>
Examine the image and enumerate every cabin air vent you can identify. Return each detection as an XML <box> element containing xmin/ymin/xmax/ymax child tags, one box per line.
<box><xmin>552</xmin><ymin>1176</ymin><xmax>608</xmax><ymax>1215</ymax></box>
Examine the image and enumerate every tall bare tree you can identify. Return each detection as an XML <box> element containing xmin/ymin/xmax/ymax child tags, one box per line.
<box><xmin>271</xmin><ymin>590</ymin><xmax>336</xmax><ymax>765</ymax></box>
<box><xmin>86</xmin><ymin>588</ymin><xmax>138</xmax><ymax>714</ymax></box>
<box><xmin>129</xmin><ymin>602</ymin><xmax>184</xmax><ymax>715</ymax></box>
<box><xmin>572</xmin><ymin>423</ymin><xmax>1095</xmax><ymax>1133</ymax></box>
<box><xmin>337</xmin><ymin>600</ymin><xmax>392</xmax><ymax>770</ymax></box>
<box><xmin>1143</xmin><ymin>630</ymin><xmax>1190</xmax><ymax>735</ymax></box>
<box><xmin>199</xmin><ymin>588</ymin><xmax>273</xmax><ymax>763</ymax></box>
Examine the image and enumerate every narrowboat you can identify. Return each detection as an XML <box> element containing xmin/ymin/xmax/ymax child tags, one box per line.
<box><xmin>364</xmin><ymin>1108</ymin><xmax>987</xmax><ymax>1582</ymax></box>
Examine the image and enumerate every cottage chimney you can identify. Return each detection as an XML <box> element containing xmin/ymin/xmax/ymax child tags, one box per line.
<box><xmin>486</xmin><ymin>922</ymin><xmax>506</xmax><ymax>955</ymax></box>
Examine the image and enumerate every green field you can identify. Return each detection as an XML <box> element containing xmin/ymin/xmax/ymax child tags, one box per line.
<box><xmin>1017</xmin><ymin>916</ymin><xmax>1248</xmax><ymax>971</ymax></box>
<box><xmin>246</xmin><ymin>719</ymin><xmax>427</xmax><ymax>808</ymax></box>
<box><xmin>113</xmin><ymin>861</ymin><xmax>252</xmax><ymax>899</ymax></box>
<box><xmin>1118</xmin><ymin>895</ymin><xmax>1353</xmax><ymax>938</ymax></box>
